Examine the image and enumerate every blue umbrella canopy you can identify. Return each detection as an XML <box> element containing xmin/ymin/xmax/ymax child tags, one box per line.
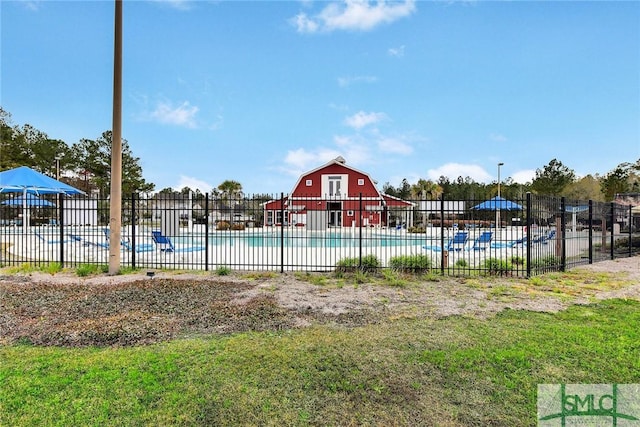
<box><xmin>2</xmin><ymin>194</ymin><xmax>56</xmax><ymax>207</ymax></box>
<box><xmin>0</xmin><ymin>166</ymin><xmax>84</xmax><ymax>195</ymax></box>
<box><xmin>0</xmin><ymin>166</ymin><xmax>84</xmax><ymax>232</ymax></box>
<box><xmin>471</xmin><ymin>196</ymin><xmax>523</xmax><ymax>211</ymax></box>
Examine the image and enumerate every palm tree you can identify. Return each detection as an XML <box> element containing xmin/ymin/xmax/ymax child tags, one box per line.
<box><xmin>217</xmin><ymin>180</ymin><xmax>243</xmax><ymax>223</ymax></box>
<box><xmin>411</xmin><ymin>179</ymin><xmax>443</xmax><ymax>226</ymax></box>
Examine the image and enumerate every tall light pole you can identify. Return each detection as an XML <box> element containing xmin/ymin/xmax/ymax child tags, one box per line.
<box><xmin>55</xmin><ymin>155</ymin><xmax>61</xmax><ymax>181</ymax></box>
<box><xmin>109</xmin><ymin>0</ymin><xmax>123</xmax><ymax>275</ymax></box>
<box><xmin>496</xmin><ymin>162</ymin><xmax>504</xmax><ymax>228</ymax></box>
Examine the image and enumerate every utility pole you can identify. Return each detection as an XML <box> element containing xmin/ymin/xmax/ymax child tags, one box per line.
<box><xmin>109</xmin><ymin>0</ymin><xmax>123</xmax><ymax>275</ymax></box>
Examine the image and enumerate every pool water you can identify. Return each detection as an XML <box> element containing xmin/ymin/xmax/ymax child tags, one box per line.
<box><xmin>179</xmin><ymin>231</ymin><xmax>430</xmax><ymax>248</ymax></box>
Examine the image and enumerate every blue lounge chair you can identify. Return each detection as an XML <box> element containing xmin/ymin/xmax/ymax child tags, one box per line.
<box><xmin>35</xmin><ymin>231</ymin><xmax>68</xmax><ymax>244</ymax></box>
<box><xmin>490</xmin><ymin>235</ymin><xmax>527</xmax><ymax>249</ymax></box>
<box><xmin>533</xmin><ymin>229</ymin><xmax>556</xmax><ymax>244</ymax></box>
<box><xmin>151</xmin><ymin>230</ymin><xmax>204</xmax><ymax>253</ymax></box>
<box><xmin>423</xmin><ymin>231</ymin><xmax>469</xmax><ymax>252</ymax></box>
<box><xmin>470</xmin><ymin>231</ymin><xmax>493</xmax><ymax>251</ymax></box>
<box><xmin>68</xmin><ymin>233</ymin><xmax>109</xmax><ymax>249</ymax></box>
<box><xmin>102</xmin><ymin>228</ymin><xmax>155</xmax><ymax>253</ymax></box>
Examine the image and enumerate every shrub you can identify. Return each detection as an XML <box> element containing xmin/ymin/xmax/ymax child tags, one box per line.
<box><xmin>454</xmin><ymin>259</ymin><xmax>468</xmax><ymax>268</ymax></box>
<box><xmin>335</xmin><ymin>254</ymin><xmax>380</xmax><ymax>272</ymax></box>
<box><xmin>42</xmin><ymin>262</ymin><xmax>62</xmax><ymax>275</ymax></box>
<box><xmin>531</xmin><ymin>255</ymin><xmax>557</xmax><ymax>268</ymax></box>
<box><xmin>231</xmin><ymin>223</ymin><xmax>246</xmax><ymax>231</ymax></box>
<box><xmin>614</xmin><ymin>236</ymin><xmax>640</xmax><ymax>250</ymax></box>
<box><xmin>483</xmin><ymin>258</ymin><xmax>513</xmax><ymax>276</ymax></box>
<box><xmin>389</xmin><ymin>254</ymin><xmax>432</xmax><ymax>272</ymax></box>
<box><xmin>216</xmin><ymin>265</ymin><xmax>231</xmax><ymax>276</ymax></box>
<box><xmin>76</xmin><ymin>264</ymin><xmax>102</xmax><ymax>277</ymax></box>
<box><xmin>510</xmin><ymin>256</ymin><xmax>525</xmax><ymax>266</ymax></box>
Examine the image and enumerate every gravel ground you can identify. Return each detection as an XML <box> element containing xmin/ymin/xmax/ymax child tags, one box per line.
<box><xmin>1</xmin><ymin>256</ymin><xmax>638</xmax><ymax>347</ymax></box>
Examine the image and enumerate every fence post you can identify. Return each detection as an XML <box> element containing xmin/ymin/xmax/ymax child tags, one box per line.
<box><xmin>59</xmin><ymin>193</ymin><xmax>64</xmax><ymax>266</ymax></box>
<box><xmin>588</xmin><ymin>200</ymin><xmax>593</xmax><ymax>264</ymax></box>
<box><xmin>560</xmin><ymin>197</ymin><xmax>566</xmax><ymax>272</ymax></box>
<box><xmin>358</xmin><ymin>193</ymin><xmax>362</xmax><ymax>268</ymax></box>
<box><xmin>131</xmin><ymin>193</ymin><xmax>136</xmax><ymax>269</ymax></box>
<box><xmin>629</xmin><ymin>205</ymin><xmax>633</xmax><ymax>258</ymax></box>
<box><xmin>610</xmin><ymin>202</ymin><xmax>615</xmax><ymax>260</ymax></box>
<box><xmin>205</xmin><ymin>194</ymin><xmax>209</xmax><ymax>271</ymax></box>
<box><xmin>525</xmin><ymin>192</ymin><xmax>531</xmax><ymax>278</ymax></box>
<box><xmin>440</xmin><ymin>194</ymin><xmax>445</xmax><ymax>275</ymax></box>
<box><xmin>280</xmin><ymin>192</ymin><xmax>284</xmax><ymax>273</ymax></box>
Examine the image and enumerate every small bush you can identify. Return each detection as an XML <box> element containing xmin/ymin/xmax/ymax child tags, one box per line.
<box><xmin>335</xmin><ymin>254</ymin><xmax>380</xmax><ymax>273</ymax></box>
<box><xmin>510</xmin><ymin>256</ymin><xmax>525</xmax><ymax>266</ymax></box>
<box><xmin>454</xmin><ymin>259</ymin><xmax>468</xmax><ymax>268</ymax></box>
<box><xmin>216</xmin><ymin>265</ymin><xmax>231</xmax><ymax>276</ymax></box>
<box><xmin>531</xmin><ymin>255</ymin><xmax>557</xmax><ymax>268</ymax></box>
<box><xmin>389</xmin><ymin>254</ymin><xmax>432</xmax><ymax>272</ymax></box>
<box><xmin>42</xmin><ymin>262</ymin><xmax>62</xmax><ymax>275</ymax></box>
<box><xmin>483</xmin><ymin>258</ymin><xmax>513</xmax><ymax>276</ymax></box>
<box><xmin>614</xmin><ymin>236</ymin><xmax>640</xmax><ymax>250</ymax></box>
<box><xmin>4</xmin><ymin>263</ymin><xmax>38</xmax><ymax>274</ymax></box>
<box><xmin>336</xmin><ymin>257</ymin><xmax>359</xmax><ymax>268</ymax></box>
<box><xmin>76</xmin><ymin>264</ymin><xmax>103</xmax><ymax>277</ymax></box>
<box><xmin>231</xmin><ymin>223</ymin><xmax>246</xmax><ymax>231</ymax></box>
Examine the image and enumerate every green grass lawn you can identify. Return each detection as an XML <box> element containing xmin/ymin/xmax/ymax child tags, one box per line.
<box><xmin>1</xmin><ymin>298</ymin><xmax>638</xmax><ymax>426</ymax></box>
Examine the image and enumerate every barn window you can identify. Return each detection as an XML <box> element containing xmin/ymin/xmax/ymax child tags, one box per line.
<box><xmin>358</xmin><ymin>179</ymin><xmax>364</xmax><ymax>186</ymax></box>
<box><xmin>306</xmin><ymin>179</ymin><xmax>312</xmax><ymax>186</ymax></box>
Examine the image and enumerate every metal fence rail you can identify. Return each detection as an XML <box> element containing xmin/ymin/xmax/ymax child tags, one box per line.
<box><xmin>1</xmin><ymin>192</ymin><xmax>638</xmax><ymax>277</ymax></box>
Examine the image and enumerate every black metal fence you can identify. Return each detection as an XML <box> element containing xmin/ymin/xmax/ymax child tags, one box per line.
<box><xmin>1</xmin><ymin>192</ymin><xmax>638</xmax><ymax>277</ymax></box>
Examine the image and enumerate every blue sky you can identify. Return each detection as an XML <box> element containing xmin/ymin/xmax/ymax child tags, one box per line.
<box><xmin>2</xmin><ymin>0</ymin><xmax>639</xmax><ymax>195</ymax></box>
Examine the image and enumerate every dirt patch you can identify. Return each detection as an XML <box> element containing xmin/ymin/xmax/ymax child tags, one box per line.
<box><xmin>1</xmin><ymin>257</ymin><xmax>638</xmax><ymax>347</ymax></box>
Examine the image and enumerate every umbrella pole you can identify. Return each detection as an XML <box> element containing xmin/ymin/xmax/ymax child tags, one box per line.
<box><xmin>22</xmin><ymin>188</ymin><xmax>28</xmax><ymax>234</ymax></box>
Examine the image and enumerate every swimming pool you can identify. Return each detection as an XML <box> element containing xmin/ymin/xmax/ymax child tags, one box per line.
<box><xmin>177</xmin><ymin>230</ymin><xmax>432</xmax><ymax>248</ymax></box>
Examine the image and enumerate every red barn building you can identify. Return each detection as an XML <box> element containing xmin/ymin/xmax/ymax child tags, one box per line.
<box><xmin>263</xmin><ymin>157</ymin><xmax>413</xmax><ymax>230</ymax></box>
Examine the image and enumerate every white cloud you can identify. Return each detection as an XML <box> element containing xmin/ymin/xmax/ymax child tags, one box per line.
<box><xmin>282</xmin><ymin>135</ymin><xmax>375</xmax><ymax>177</ymax></box>
<box><xmin>337</xmin><ymin>75</ymin><xmax>378</xmax><ymax>88</ymax></box>
<box><xmin>344</xmin><ymin>111</ymin><xmax>387</xmax><ymax>130</ymax></box>
<box><xmin>511</xmin><ymin>169</ymin><xmax>536</xmax><ymax>184</ymax></box>
<box><xmin>388</xmin><ymin>45</ymin><xmax>405</xmax><ymax>57</ymax></box>
<box><xmin>292</xmin><ymin>0</ymin><xmax>416</xmax><ymax>33</ymax></box>
<box><xmin>283</xmin><ymin>147</ymin><xmax>342</xmax><ymax>177</ymax></box>
<box><xmin>427</xmin><ymin>163</ymin><xmax>493</xmax><ymax>183</ymax></box>
<box><xmin>175</xmin><ymin>175</ymin><xmax>214</xmax><ymax>193</ymax></box>
<box><xmin>377</xmin><ymin>137</ymin><xmax>412</xmax><ymax>155</ymax></box>
<box><xmin>149</xmin><ymin>101</ymin><xmax>199</xmax><ymax>128</ymax></box>
<box><xmin>291</xmin><ymin>13</ymin><xmax>319</xmax><ymax>33</ymax></box>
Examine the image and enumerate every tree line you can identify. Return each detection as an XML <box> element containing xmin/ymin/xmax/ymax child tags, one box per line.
<box><xmin>1</xmin><ymin>107</ymin><xmax>638</xmax><ymax>202</ymax></box>
<box><xmin>382</xmin><ymin>158</ymin><xmax>639</xmax><ymax>202</ymax></box>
